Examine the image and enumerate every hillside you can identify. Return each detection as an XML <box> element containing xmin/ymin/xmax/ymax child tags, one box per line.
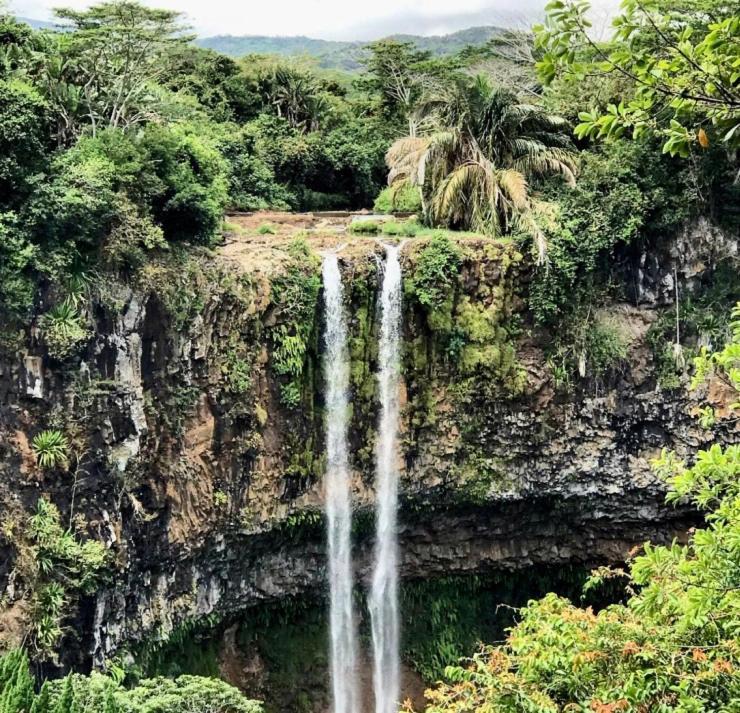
<box><xmin>196</xmin><ymin>26</ymin><xmax>502</xmax><ymax>70</ymax></box>
<box><xmin>14</xmin><ymin>17</ymin><xmax>501</xmax><ymax>71</ymax></box>
<box><xmin>15</xmin><ymin>16</ymin><xmax>57</xmax><ymax>30</ymax></box>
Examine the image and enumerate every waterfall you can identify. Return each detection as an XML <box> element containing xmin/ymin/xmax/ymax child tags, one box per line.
<box><xmin>322</xmin><ymin>253</ymin><xmax>359</xmax><ymax>713</ymax></box>
<box><xmin>369</xmin><ymin>244</ymin><xmax>403</xmax><ymax>713</ymax></box>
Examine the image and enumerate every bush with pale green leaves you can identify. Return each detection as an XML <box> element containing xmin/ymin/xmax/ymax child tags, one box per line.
<box><xmin>31</xmin><ymin>429</ymin><xmax>69</xmax><ymax>470</ymax></box>
<box><xmin>373</xmin><ymin>183</ymin><xmax>422</xmax><ymax>214</ymax></box>
<box><xmin>40</xmin><ymin>300</ymin><xmax>89</xmax><ymax>360</ymax></box>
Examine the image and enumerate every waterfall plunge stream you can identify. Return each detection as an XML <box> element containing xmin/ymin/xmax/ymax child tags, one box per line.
<box><xmin>369</xmin><ymin>245</ymin><xmax>403</xmax><ymax>713</ymax></box>
<box><xmin>322</xmin><ymin>253</ymin><xmax>359</xmax><ymax>713</ymax></box>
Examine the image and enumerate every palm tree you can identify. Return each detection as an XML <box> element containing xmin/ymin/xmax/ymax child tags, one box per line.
<box><xmin>266</xmin><ymin>66</ymin><xmax>328</xmax><ymax>133</ymax></box>
<box><xmin>386</xmin><ymin>76</ymin><xmax>577</xmax><ymax>262</ymax></box>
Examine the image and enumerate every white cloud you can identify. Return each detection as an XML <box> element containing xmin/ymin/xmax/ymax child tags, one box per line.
<box><xmin>9</xmin><ymin>0</ymin><xmax>621</xmax><ymax>40</ymax></box>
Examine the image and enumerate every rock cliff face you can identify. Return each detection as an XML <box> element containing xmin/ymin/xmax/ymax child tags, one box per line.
<box><xmin>0</xmin><ymin>215</ymin><xmax>735</xmax><ymax>670</ymax></box>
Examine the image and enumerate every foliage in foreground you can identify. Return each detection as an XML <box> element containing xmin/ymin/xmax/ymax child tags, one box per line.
<box><xmin>418</xmin><ymin>305</ymin><xmax>740</xmax><ymax>712</ymax></box>
<box><xmin>0</xmin><ymin>648</ymin><xmax>263</xmax><ymax>713</ymax></box>
<box><xmin>535</xmin><ymin>0</ymin><xmax>740</xmax><ymax>157</ymax></box>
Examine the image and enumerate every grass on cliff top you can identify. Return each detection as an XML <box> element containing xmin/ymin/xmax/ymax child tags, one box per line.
<box><xmin>223</xmin><ymin>212</ymin><xmax>514</xmax><ymax>249</ymax></box>
<box><xmin>348</xmin><ymin>218</ymin><xmax>491</xmax><ymax>241</ymax></box>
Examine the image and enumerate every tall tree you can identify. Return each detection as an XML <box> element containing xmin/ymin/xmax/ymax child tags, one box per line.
<box><xmin>359</xmin><ymin>40</ymin><xmax>434</xmax><ymax>136</ymax></box>
<box><xmin>44</xmin><ymin>0</ymin><xmax>191</xmax><ymax>141</ymax></box>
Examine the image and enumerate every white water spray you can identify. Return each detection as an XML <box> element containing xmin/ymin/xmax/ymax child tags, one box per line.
<box><xmin>370</xmin><ymin>245</ymin><xmax>403</xmax><ymax>713</ymax></box>
<box><xmin>322</xmin><ymin>253</ymin><xmax>359</xmax><ymax>713</ymax></box>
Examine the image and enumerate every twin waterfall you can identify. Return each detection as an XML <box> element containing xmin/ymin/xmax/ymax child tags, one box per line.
<box><xmin>321</xmin><ymin>246</ymin><xmax>403</xmax><ymax>713</ymax></box>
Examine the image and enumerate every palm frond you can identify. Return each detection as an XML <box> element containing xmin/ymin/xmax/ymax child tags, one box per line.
<box><xmin>385</xmin><ymin>72</ymin><xmax>578</xmax><ymax>238</ymax></box>
<box><xmin>386</xmin><ymin>136</ymin><xmax>429</xmax><ymax>187</ymax></box>
<box><xmin>432</xmin><ymin>163</ymin><xmax>476</xmax><ymax>226</ymax></box>
<box><xmin>497</xmin><ymin>169</ymin><xmax>529</xmax><ymax>211</ymax></box>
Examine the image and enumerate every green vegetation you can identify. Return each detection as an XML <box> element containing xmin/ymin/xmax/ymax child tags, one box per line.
<box><xmin>647</xmin><ymin>271</ymin><xmax>740</xmax><ymax>390</ymax></box>
<box><xmin>31</xmin><ymin>429</ymin><xmax>69</xmax><ymax>470</ymax></box>
<box><xmin>0</xmin><ymin>649</ymin><xmax>34</xmax><ymax>713</ymax></box>
<box><xmin>417</xmin><ymin>305</ymin><xmax>740</xmax><ymax>712</ymax></box>
<box><xmin>221</xmin><ymin>346</ymin><xmax>253</xmax><ymax>396</ymax></box>
<box><xmin>373</xmin><ymin>183</ymin><xmax>422</xmax><ymax>213</ymax></box>
<box><xmin>257</xmin><ymin>222</ymin><xmax>276</xmax><ymax>235</ymax></box>
<box><xmin>535</xmin><ymin>0</ymin><xmax>740</xmax><ymax>156</ymax></box>
<box><xmin>405</xmin><ymin>233</ymin><xmax>462</xmax><ymax>318</ymax></box>
<box><xmin>40</xmin><ymin>300</ymin><xmax>89</xmax><ymax>360</ymax></box>
<box><xmin>386</xmin><ymin>76</ymin><xmax>577</xmax><ymax>259</ymax></box>
<box><xmin>402</xmin><ymin>236</ymin><xmax>525</xmax><ymax>447</ymax></box>
<box><xmin>547</xmin><ymin>311</ymin><xmax>629</xmax><ymax>388</ymax></box>
<box><xmin>0</xmin><ymin>648</ymin><xmax>262</xmax><ymax>713</ymax></box>
<box><xmin>24</xmin><ymin>499</ymin><xmax>109</xmax><ymax>657</ymax></box>
<box><xmin>269</xmin><ymin>243</ymin><xmax>321</xmax><ymax>407</ymax></box>
<box><xmin>405</xmin><ymin>236</ymin><xmax>526</xmax><ymax>402</ymax></box>
<box><xmin>401</xmin><ymin>567</ymin><xmax>622</xmax><ymax>684</ymax></box>
<box><xmin>349</xmin><ymin>218</ymin><xmax>484</xmax><ymax>239</ymax></box>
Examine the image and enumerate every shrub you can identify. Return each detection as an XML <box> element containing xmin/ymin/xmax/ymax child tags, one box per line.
<box><xmin>0</xmin><ymin>649</ymin><xmax>34</xmax><ymax>713</ymax></box>
<box><xmin>31</xmin><ymin>430</ymin><xmax>69</xmax><ymax>470</ymax></box>
<box><xmin>24</xmin><ymin>142</ymin><xmax>120</xmax><ymax>257</ymax></box>
<box><xmin>269</xmin><ymin>252</ymin><xmax>320</xmax><ymax>408</ymax></box>
<box><xmin>216</xmin><ymin>123</ymin><xmax>293</xmax><ymax>211</ymax></box>
<box><xmin>373</xmin><ymin>183</ymin><xmax>422</xmax><ymax>214</ymax></box>
<box><xmin>381</xmin><ymin>220</ymin><xmax>420</xmax><ymax>237</ymax></box>
<box><xmin>348</xmin><ymin>220</ymin><xmax>381</xmax><ymax>235</ymax></box>
<box><xmin>0</xmin><ymin>652</ymin><xmax>264</xmax><ymax>713</ymax></box>
<box><xmin>0</xmin><ymin>212</ymin><xmax>37</xmax><ymax>320</ymax></box>
<box><xmin>547</xmin><ymin>310</ymin><xmax>629</xmax><ymax>387</ymax></box>
<box><xmin>142</xmin><ymin>124</ymin><xmax>229</xmax><ymax>245</ymax></box>
<box><xmin>102</xmin><ymin>198</ymin><xmax>168</xmax><ymax>270</ymax></box>
<box><xmin>26</xmin><ymin>498</ymin><xmax>108</xmax><ymax>656</ymax></box>
<box><xmin>278</xmin><ymin>382</ymin><xmax>302</xmax><ymax>409</ymax></box>
<box><xmin>221</xmin><ymin>346</ymin><xmax>252</xmax><ymax>396</ymax></box>
<box><xmin>117</xmin><ymin>675</ymin><xmax>263</xmax><ymax>713</ymax></box>
<box><xmin>406</xmin><ymin>234</ymin><xmax>462</xmax><ymax>312</ymax></box>
<box><xmin>257</xmin><ymin>223</ymin><xmax>276</xmax><ymax>235</ymax></box>
<box><xmin>587</xmin><ymin>319</ymin><xmax>629</xmax><ymax>377</ymax></box>
<box><xmin>0</xmin><ymin>79</ymin><xmax>51</xmax><ymax>208</ymax></box>
<box><xmin>40</xmin><ymin>300</ymin><xmax>89</xmax><ymax>360</ymax></box>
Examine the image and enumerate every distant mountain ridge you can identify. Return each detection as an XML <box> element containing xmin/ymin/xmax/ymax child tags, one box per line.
<box><xmin>16</xmin><ymin>16</ymin><xmax>58</xmax><ymax>31</ymax></box>
<box><xmin>14</xmin><ymin>17</ymin><xmax>501</xmax><ymax>72</ymax></box>
<box><xmin>196</xmin><ymin>26</ymin><xmax>502</xmax><ymax>71</ymax></box>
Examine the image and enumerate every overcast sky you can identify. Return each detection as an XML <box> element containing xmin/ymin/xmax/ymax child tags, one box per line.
<box><xmin>10</xmin><ymin>0</ymin><xmax>621</xmax><ymax>40</ymax></box>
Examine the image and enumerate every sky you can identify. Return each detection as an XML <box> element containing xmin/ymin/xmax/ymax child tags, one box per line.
<box><xmin>10</xmin><ymin>0</ymin><xmax>621</xmax><ymax>41</ymax></box>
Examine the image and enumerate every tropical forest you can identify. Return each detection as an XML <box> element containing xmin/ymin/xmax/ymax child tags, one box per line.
<box><xmin>0</xmin><ymin>0</ymin><xmax>738</xmax><ymax>711</ymax></box>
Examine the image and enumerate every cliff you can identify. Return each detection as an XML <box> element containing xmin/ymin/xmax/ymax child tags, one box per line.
<box><xmin>0</xmin><ymin>213</ymin><xmax>735</xmax><ymax>681</ymax></box>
